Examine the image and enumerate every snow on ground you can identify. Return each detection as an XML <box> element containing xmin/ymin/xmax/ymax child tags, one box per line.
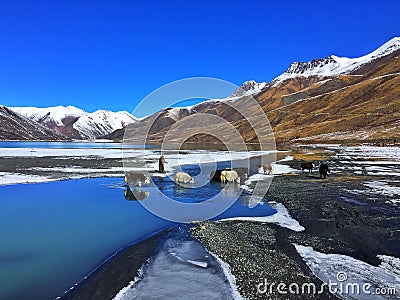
<box><xmin>208</xmin><ymin>251</ymin><xmax>244</xmax><ymax>300</ymax></box>
<box><xmin>363</xmin><ymin>181</ymin><xmax>400</xmax><ymax>197</ymax></box>
<box><xmin>0</xmin><ymin>147</ymin><xmax>145</xmax><ymax>159</ymax></box>
<box><xmin>0</xmin><ymin>172</ymin><xmax>125</xmax><ymax>186</ymax></box>
<box><xmin>319</xmin><ymin>145</ymin><xmax>400</xmax><ymax>206</ymax></box>
<box><xmin>219</xmin><ymin>201</ymin><xmax>305</xmax><ymax>232</ymax></box>
<box><xmin>278</xmin><ymin>155</ymin><xmax>294</xmax><ymax>162</ymax></box>
<box><xmin>241</xmin><ymin>161</ymin><xmax>298</xmax><ymax>192</ymax></box>
<box><xmin>378</xmin><ymin>255</ymin><xmax>400</xmax><ymax>277</ymax></box>
<box><xmin>0</xmin><ymin>172</ymin><xmax>56</xmax><ymax>185</ymax></box>
<box><xmin>145</xmin><ymin>150</ymin><xmax>282</xmax><ymax>173</ymax></box>
<box><xmin>0</xmin><ymin>147</ymin><xmax>284</xmax><ymax>185</ymax></box>
<box><xmin>343</xmin><ymin>179</ymin><xmax>400</xmax><ymax>207</ymax></box>
<box><xmin>294</xmin><ymin>244</ymin><xmax>400</xmax><ymax>300</ymax></box>
<box><xmin>336</xmin><ymin>165</ymin><xmax>400</xmax><ymax>177</ymax></box>
<box><xmin>320</xmin><ymin>145</ymin><xmax>400</xmax><ymax>178</ymax></box>
<box><xmin>354</xmin><ymin>171</ymin><xmax>400</xmax><ymax>177</ymax></box>
<box><xmin>341</xmin><ymin>161</ymin><xmax>400</xmax><ymax>165</ymax></box>
<box><xmin>333</xmin><ymin>146</ymin><xmax>400</xmax><ymax>162</ymax></box>
<box><xmin>28</xmin><ymin>166</ymin><xmax>126</xmax><ymax>173</ymax></box>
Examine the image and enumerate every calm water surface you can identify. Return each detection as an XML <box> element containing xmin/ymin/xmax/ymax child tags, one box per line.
<box><xmin>0</xmin><ymin>142</ymin><xmax>276</xmax><ymax>299</ymax></box>
<box><xmin>0</xmin><ymin>176</ymin><xmax>275</xmax><ymax>300</ymax></box>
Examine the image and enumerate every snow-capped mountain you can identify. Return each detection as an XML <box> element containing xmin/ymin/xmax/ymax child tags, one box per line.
<box><xmin>11</xmin><ymin>105</ymin><xmax>137</xmax><ymax>139</ymax></box>
<box><xmin>230</xmin><ymin>80</ymin><xmax>267</xmax><ymax>97</ymax></box>
<box><xmin>12</xmin><ymin>106</ymin><xmax>85</xmax><ymax>127</ymax></box>
<box><xmin>0</xmin><ymin>105</ymin><xmax>68</xmax><ymax>140</ymax></box>
<box><xmin>110</xmin><ymin>37</ymin><xmax>400</xmax><ymax>145</ymax></box>
<box><xmin>274</xmin><ymin>37</ymin><xmax>400</xmax><ymax>84</ymax></box>
<box><xmin>73</xmin><ymin>110</ymin><xmax>137</xmax><ymax>139</ymax></box>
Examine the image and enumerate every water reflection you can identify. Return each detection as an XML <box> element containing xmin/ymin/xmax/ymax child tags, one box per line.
<box><xmin>124</xmin><ymin>171</ymin><xmax>151</xmax><ymax>188</ymax></box>
<box><xmin>121</xmin><ymin>164</ymin><xmax>276</xmax><ymax>223</ymax></box>
<box><xmin>209</xmin><ymin>167</ymin><xmax>248</xmax><ymax>183</ymax></box>
<box><xmin>124</xmin><ymin>186</ymin><xmax>150</xmax><ymax>201</ymax></box>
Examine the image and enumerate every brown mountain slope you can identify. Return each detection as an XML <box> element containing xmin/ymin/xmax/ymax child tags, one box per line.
<box><xmin>269</xmin><ymin>73</ymin><xmax>400</xmax><ymax>143</ymax></box>
<box><xmin>114</xmin><ymin>43</ymin><xmax>400</xmax><ymax>147</ymax></box>
<box><xmin>0</xmin><ymin>106</ymin><xmax>69</xmax><ymax>141</ymax></box>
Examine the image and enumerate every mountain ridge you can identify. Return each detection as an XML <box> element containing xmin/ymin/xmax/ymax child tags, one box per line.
<box><xmin>273</xmin><ymin>37</ymin><xmax>400</xmax><ymax>84</ymax></box>
<box><xmin>115</xmin><ymin>37</ymin><xmax>400</xmax><ymax>146</ymax></box>
<box><xmin>2</xmin><ymin>37</ymin><xmax>400</xmax><ymax>144</ymax></box>
<box><xmin>11</xmin><ymin>105</ymin><xmax>137</xmax><ymax>140</ymax></box>
<box><xmin>0</xmin><ymin>105</ymin><xmax>70</xmax><ymax>141</ymax></box>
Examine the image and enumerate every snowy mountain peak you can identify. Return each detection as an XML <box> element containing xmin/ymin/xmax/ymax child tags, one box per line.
<box><xmin>274</xmin><ymin>37</ymin><xmax>400</xmax><ymax>84</ymax></box>
<box><xmin>363</xmin><ymin>36</ymin><xmax>400</xmax><ymax>60</ymax></box>
<box><xmin>230</xmin><ymin>80</ymin><xmax>267</xmax><ymax>97</ymax></box>
<box><xmin>282</xmin><ymin>56</ymin><xmax>338</xmax><ymax>76</ymax></box>
<box><xmin>12</xmin><ymin>105</ymin><xmax>85</xmax><ymax>127</ymax></box>
<box><xmin>10</xmin><ymin>105</ymin><xmax>137</xmax><ymax>139</ymax></box>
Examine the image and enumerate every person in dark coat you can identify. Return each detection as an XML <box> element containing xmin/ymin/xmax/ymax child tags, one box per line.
<box><xmin>158</xmin><ymin>155</ymin><xmax>167</xmax><ymax>173</ymax></box>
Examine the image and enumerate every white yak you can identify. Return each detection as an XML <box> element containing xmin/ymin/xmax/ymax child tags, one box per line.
<box><xmin>174</xmin><ymin>172</ymin><xmax>195</xmax><ymax>184</ymax></box>
<box><xmin>220</xmin><ymin>170</ymin><xmax>240</xmax><ymax>184</ymax></box>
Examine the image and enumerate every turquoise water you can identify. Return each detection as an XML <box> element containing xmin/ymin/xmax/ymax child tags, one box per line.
<box><xmin>0</xmin><ymin>141</ymin><xmax>276</xmax><ymax>299</ymax></box>
<box><xmin>0</xmin><ymin>176</ymin><xmax>275</xmax><ymax>300</ymax></box>
<box><xmin>0</xmin><ymin>178</ymin><xmax>172</xmax><ymax>299</ymax></box>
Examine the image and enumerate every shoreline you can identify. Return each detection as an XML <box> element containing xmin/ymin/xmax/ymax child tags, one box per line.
<box><xmin>190</xmin><ymin>159</ymin><xmax>400</xmax><ymax>299</ymax></box>
<box><xmin>60</xmin><ymin>229</ymin><xmax>171</xmax><ymax>300</ymax></box>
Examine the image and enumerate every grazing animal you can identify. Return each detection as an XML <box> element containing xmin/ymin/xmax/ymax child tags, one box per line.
<box><xmin>221</xmin><ymin>170</ymin><xmax>240</xmax><ymax>184</ymax></box>
<box><xmin>300</xmin><ymin>162</ymin><xmax>313</xmax><ymax>173</ymax></box>
<box><xmin>234</xmin><ymin>168</ymin><xmax>248</xmax><ymax>179</ymax></box>
<box><xmin>124</xmin><ymin>172</ymin><xmax>151</xmax><ymax>188</ymax></box>
<box><xmin>124</xmin><ymin>187</ymin><xmax>150</xmax><ymax>201</ymax></box>
<box><xmin>263</xmin><ymin>163</ymin><xmax>273</xmax><ymax>175</ymax></box>
<box><xmin>210</xmin><ymin>168</ymin><xmax>247</xmax><ymax>182</ymax></box>
<box><xmin>319</xmin><ymin>163</ymin><xmax>330</xmax><ymax>179</ymax></box>
<box><xmin>174</xmin><ymin>172</ymin><xmax>195</xmax><ymax>184</ymax></box>
<box><xmin>210</xmin><ymin>170</ymin><xmax>223</xmax><ymax>182</ymax></box>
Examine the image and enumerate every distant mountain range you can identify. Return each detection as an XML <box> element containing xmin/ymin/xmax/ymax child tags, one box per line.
<box><xmin>113</xmin><ymin>37</ymin><xmax>400</xmax><ymax>146</ymax></box>
<box><xmin>1</xmin><ymin>37</ymin><xmax>399</xmax><ymax>144</ymax></box>
<box><xmin>0</xmin><ymin>106</ymin><xmax>68</xmax><ymax>141</ymax></box>
<box><xmin>0</xmin><ymin>105</ymin><xmax>136</xmax><ymax>140</ymax></box>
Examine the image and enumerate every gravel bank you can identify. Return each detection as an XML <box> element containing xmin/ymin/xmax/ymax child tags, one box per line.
<box><xmin>191</xmin><ymin>159</ymin><xmax>400</xmax><ymax>299</ymax></box>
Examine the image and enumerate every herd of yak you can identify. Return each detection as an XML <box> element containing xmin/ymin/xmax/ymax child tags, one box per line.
<box><xmin>123</xmin><ymin>159</ymin><xmax>330</xmax><ymax>201</ymax></box>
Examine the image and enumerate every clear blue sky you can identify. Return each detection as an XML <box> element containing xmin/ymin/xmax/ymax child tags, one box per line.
<box><xmin>0</xmin><ymin>0</ymin><xmax>399</xmax><ymax>117</ymax></box>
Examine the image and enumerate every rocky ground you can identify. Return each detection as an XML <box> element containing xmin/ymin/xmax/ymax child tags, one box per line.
<box><xmin>191</xmin><ymin>158</ymin><xmax>400</xmax><ymax>299</ymax></box>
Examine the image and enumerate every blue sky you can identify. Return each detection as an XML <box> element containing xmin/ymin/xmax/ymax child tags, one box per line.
<box><xmin>0</xmin><ymin>0</ymin><xmax>399</xmax><ymax>117</ymax></box>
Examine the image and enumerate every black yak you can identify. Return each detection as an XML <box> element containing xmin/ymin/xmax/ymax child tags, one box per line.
<box><xmin>300</xmin><ymin>162</ymin><xmax>313</xmax><ymax>173</ymax></box>
<box><xmin>319</xmin><ymin>163</ymin><xmax>330</xmax><ymax>179</ymax></box>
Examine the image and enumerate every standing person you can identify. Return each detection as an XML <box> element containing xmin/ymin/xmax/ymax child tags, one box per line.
<box><xmin>159</xmin><ymin>155</ymin><xmax>167</xmax><ymax>173</ymax></box>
